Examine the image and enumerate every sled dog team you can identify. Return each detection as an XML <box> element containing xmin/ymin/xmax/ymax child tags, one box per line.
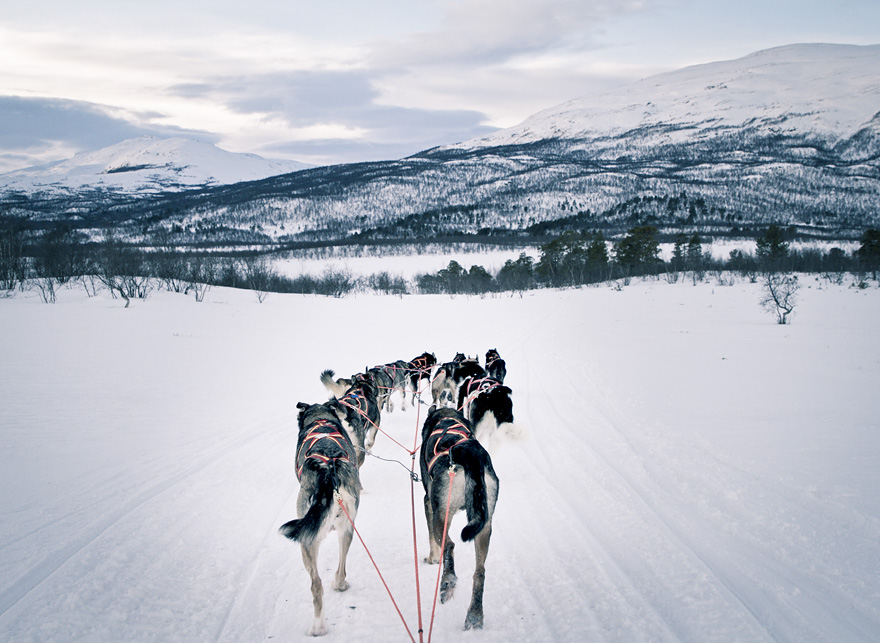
<box><xmin>279</xmin><ymin>349</ymin><xmax>512</xmax><ymax>636</ymax></box>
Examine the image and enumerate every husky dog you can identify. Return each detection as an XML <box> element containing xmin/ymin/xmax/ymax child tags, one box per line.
<box><xmin>406</xmin><ymin>351</ymin><xmax>437</xmax><ymax>405</ymax></box>
<box><xmin>371</xmin><ymin>360</ymin><xmax>412</xmax><ymax>412</ymax></box>
<box><xmin>279</xmin><ymin>401</ymin><xmax>362</xmax><ymax>637</ymax></box>
<box><xmin>420</xmin><ymin>406</ymin><xmax>499</xmax><ymax>631</ymax></box>
<box><xmin>458</xmin><ymin>376</ymin><xmax>514</xmax><ymax>442</ymax></box>
<box><xmin>432</xmin><ymin>355</ymin><xmax>485</xmax><ymax>407</ymax></box>
<box><xmin>330</xmin><ymin>375</ymin><xmax>382</xmax><ymax>455</ymax></box>
<box><xmin>430</xmin><ymin>353</ymin><xmax>466</xmax><ymax>406</ymax></box>
<box><xmin>321</xmin><ymin>366</ymin><xmax>391</xmax><ymax>411</ymax></box>
<box><xmin>319</xmin><ymin>369</ymin><xmax>352</xmax><ymax>399</ymax></box>
<box><xmin>484</xmin><ymin>349</ymin><xmax>507</xmax><ymax>384</ymax></box>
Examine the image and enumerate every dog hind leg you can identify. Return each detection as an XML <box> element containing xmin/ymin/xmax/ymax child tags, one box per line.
<box><xmin>333</xmin><ymin>495</ymin><xmax>356</xmax><ymax>591</ymax></box>
<box><xmin>464</xmin><ymin>522</ymin><xmax>492</xmax><ymax>630</ymax></box>
<box><xmin>300</xmin><ymin>543</ymin><xmax>327</xmax><ymax>637</ymax></box>
<box><xmin>333</xmin><ymin>524</ymin><xmax>353</xmax><ymax>592</ymax></box>
<box><xmin>431</xmin><ymin>493</ymin><xmax>458</xmax><ymax>603</ymax></box>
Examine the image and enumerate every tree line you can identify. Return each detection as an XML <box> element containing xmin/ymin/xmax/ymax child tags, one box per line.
<box><xmin>2</xmin><ymin>221</ymin><xmax>879</xmax><ymax>304</ymax></box>
<box><xmin>417</xmin><ymin>225</ymin><xmax>880</xmax><ymax>295</ymax></box>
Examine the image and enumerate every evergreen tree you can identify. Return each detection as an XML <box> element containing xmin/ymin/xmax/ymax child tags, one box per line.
<box><xmin>671</xmin><ymin>233</ymin><xmax>688</xmax><ymax>272</ymax></box>
<box><xmin>756</xmin><ymin>224</ymin><xmax>789</xmax><ymax>270</ymax></box>
<box><xmin>497</xmin><ymin>253</ymin><xmax>535</xmax><ymax>293</ymax></box>
<box><xmin>613</xmin><ymin>225</ymin><xmax>660</xmax><ymax>273</ymax></box>
<box><xmin>586</xmin><ymin>232</ymin><xmax>609</xmax><ymax>279</ymax></box>
<box><xmin>857</xmin><ymin>229</ymin><xmax>880</xmax><ymax>280</ymax></box>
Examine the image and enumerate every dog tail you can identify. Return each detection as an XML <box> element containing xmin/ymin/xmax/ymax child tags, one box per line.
<box><xmin>320</xmin><ymin>369</ymin><xmax>346</xmax><ymax>398</ymax></box>
<box><xmin>455</xmin><ymin>443</ymin><xmax>493</xmax><ymax>542</ymax></box>
<box><xmin>279</xmin><ymin>464</ymin><xmax>337</xmax><ymax>545</ymax></box>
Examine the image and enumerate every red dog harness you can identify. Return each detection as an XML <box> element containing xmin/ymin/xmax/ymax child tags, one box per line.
<box><xmin>459</xmin><ymin>377</ymin><xmax>501</xmax><ymax>419</ymax></box>
<box><xmin>296</xmin><ymin>418</ymin><xmax>352</xmax><ymax>481</ymax></box>
<box><xmin>426</xmin><ymin>419</ymin><xmax>472</xmax><ymax>473</ymax></box>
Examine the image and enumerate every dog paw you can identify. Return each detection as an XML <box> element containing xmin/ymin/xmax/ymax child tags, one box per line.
<box><xmin>440</xmin><ymin>575</ymin><xmax>457</xmax><ymax>603</ymax></box>
<box><xmin>332</xmin><ymin>580</ymin><xmax>349</xmax><ymax>592</ymax></box>
<box><xmin>307</xmin><ymin>621</ymin><xmax>328</xmax><ymax>637</ymax></box>
<box><xmin>464</xmin><ymin>611</ymin><xmax>484</xmax><ymax>630</ymax></box>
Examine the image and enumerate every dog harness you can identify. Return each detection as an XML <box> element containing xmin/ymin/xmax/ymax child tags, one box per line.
<box><xmin>410</xmin><ymin>354</ymin><xmax>435</xmax><ymax>373</ymax></box>
<box><xmin>459</xmin><ymin>376</ymin><xmax>502</xmax><ymax>419</ymax></box>
<box><xmin>296</xmin><ymin>418</ymin><xmax>353</xmax><ymax>481</ymax></box>
<box><xmin>426</xmin><ymin>418</ymin><xmax>472</xmax><ymax>473</ymax></box>
<box><xmin>338</xmin><ymin>390</ymin><xmax>378</xmax><ymax>432</ymax></box>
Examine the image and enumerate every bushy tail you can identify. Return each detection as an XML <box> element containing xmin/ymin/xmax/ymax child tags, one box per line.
<box><xmin>279</xmin><ymin>465</ymin><xmax>336</xmax><ymax>544</ymax></box>
<box><xmin>320</xmin><ymin>369</ymin><xmax>347</xmax><ymax>398</ymax></box>
<box><xmin>454</xmin><ymin>443</ymin><xmax>492</xmax><ymax>542</ymax></box>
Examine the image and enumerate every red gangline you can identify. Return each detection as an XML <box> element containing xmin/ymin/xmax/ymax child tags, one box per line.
<box><xmin>337</xmin><ymin>497</ymin><xmax>416</xmax><ymax>643</ymax></box>
<box><xmin>411</xmin><ymin>383</ymin><xmax>427</xmax><ymax>642</ymax></box>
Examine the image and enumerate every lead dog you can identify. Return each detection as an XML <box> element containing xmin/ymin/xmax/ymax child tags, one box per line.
<box><xmin>420</xmin><ymin>406</ymin><xmax>499</xmax><ymax>630</ymax></box>
<box><xmin>484</xmin><ymin>349</ymin><xmax>507</xmax><ymax>384</ymax></box>
<box><xmin>279</xmin><ymin>401</ymin><xmax>361</xmax><ymax>637</ymax></box>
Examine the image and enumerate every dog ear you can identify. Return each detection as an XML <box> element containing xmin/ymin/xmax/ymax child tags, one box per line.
<box><xmin>296</xmin><ymin>401</ymin><xmax>310</xmax><ymax>410</ymax></box>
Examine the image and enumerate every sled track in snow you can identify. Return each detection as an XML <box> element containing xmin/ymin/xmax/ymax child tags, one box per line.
<box><xmin>0</xmin><ymin>413</ymin><xmax>293</xmax><ymax>620</ymax></box>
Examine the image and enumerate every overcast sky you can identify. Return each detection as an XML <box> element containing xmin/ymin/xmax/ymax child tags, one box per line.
<box><xmin>1</xmin><ymin>0</ymin><xmax>878</xmax><ymax>172</ymax></box>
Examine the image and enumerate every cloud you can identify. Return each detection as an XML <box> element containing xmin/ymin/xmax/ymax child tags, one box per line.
<box><xmin>169</xmin><ymin>69</ymin><xmax>497</xmax><ymax>157</ymax></box>
<box><xmin>372</xmin><ymin>0</ymin><xmax>657</xmax><ymax>67</ymax></box>
<box><xmin>0</xmin><ymin>1</ymin><xmax>665</xmax><ymax>172</ymax></box>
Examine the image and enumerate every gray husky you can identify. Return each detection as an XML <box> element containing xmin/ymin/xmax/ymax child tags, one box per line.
<box><xmin>420</xmin><ymin>406</ymin><xmax>499</xmax><ymax>630</ymax></box>
<box><xmin>279</xmin><ymin>401</ymin><xmax>362</xmax><ymax>637</ymax></box>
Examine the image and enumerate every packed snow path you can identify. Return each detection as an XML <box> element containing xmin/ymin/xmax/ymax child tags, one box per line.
<box><xmin>1</xmin><ymin>279</ymin><xmax>878</xmax><ymax>641</ymax></box>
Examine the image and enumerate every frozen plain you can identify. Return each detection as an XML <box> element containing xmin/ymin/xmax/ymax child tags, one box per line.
<box><xmin>1</xmin><ymin>274</ymin><xmax>879</xmax><ymax>642</ymax></box>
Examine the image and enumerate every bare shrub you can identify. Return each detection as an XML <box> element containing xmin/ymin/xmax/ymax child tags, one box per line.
<box><xmin>760</xmin><ymin>273</ymin><xmax>800</xmax><ymax>324</ymax></box>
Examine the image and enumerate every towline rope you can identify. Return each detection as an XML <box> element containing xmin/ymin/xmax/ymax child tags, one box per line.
<box><xmin>337</xmin><ymin>378</ymin><xmax>454</xmax><ymax>643</ymax></box>
<box><xmin>336</xmin><ymin>493</ymin><xmax>417</xmax><ymax>643</ymax></box>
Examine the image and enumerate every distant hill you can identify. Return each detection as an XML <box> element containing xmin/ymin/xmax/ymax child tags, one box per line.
<box><xmin>0</xmin><ymin>136</ymin><xmax>309</xmax><ymax>194</ymax></box>
<box><xmin>2</xmin><ymin>44</ymin><xmax>878</xmax><ymax>245</ymax></box>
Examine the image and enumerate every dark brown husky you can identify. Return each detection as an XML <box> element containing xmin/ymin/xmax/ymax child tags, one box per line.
<box><xmin>419</xmin><ymin>405</ymin><xmax>499</xmax><ymax>630</ymax></box>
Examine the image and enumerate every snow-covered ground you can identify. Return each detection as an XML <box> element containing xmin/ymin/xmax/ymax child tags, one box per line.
<box><xmin>1</xmin><ymin>275</ymin><xmax>879</xmax><ymax>642</ymax></box>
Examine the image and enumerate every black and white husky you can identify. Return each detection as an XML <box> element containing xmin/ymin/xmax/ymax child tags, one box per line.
<box><xmin>420</xmin><ymin>406</ymin><xmax>499</xmax><ymax>631</ymax></box>
<box><xmin>484</xmin><ymin>349</ymin><xmax>507</xmax><ymax>384</ymax></box>
<box><xmin>431</xmin><ymin>355</ymin><xmax>485</xmax><ymax>407</ymax></box>
<box><xmin>430</xmin><ymin>352</ymin><xmax>465</xmax><ymax>406</ymax></box>
<box><xmin>279</xmin><ymin>401</ymin><xmax>362</xmax><ymax>637</ymax></box>
<box><xmin>457</xmin><ymin>375</ymin><xmax>514</xmax><ymax>443</ymax></box>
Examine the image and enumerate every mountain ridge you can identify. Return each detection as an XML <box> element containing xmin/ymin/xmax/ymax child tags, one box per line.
<box><xmin>0</xmin><ymin>136</ymin><xmax>309</xmax><ymax>194</ymax></box>
<box><xmin>2</xmin><ymin>44</ymin><xmax>878</xmax><ymax>244</ymax></box>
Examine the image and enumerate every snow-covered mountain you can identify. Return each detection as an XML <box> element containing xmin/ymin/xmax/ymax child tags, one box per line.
<box><xmin>2</xmin><ymin>44</ymin><xmax>878</xmax><ymax>244</ymax></box>
<box><xmin>455</xmin><ymin>43</ymin><xmax>880</xmax><ymax>151</ymax></box>
<box><xmin>0</xmin><ymin>136</ymin><xmax>308</xmax><ymax>194</ymax></box>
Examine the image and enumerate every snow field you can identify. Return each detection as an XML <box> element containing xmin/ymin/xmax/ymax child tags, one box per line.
<box><xmin>1</xmin><ymin>276</ymin><xmax>879</xmax><ymax>642</ymax></box>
